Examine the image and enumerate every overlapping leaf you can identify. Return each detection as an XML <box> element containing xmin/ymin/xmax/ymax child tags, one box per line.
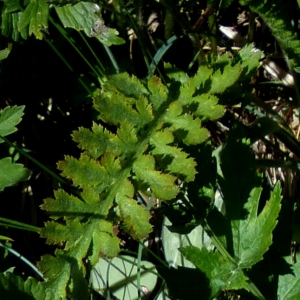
<box><xmin>180</xmin><ymin>183</ymin><xmax>282</xmax><ymax>298</ymax></box>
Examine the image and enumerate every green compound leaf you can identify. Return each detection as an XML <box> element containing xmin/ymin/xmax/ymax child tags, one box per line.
<box><xmin>0</xmin><ymin>157</ymin><xmax>31</xmax><ymax>191</ymax></box>
<box><xmin>40</xmin><ymin>69</ymin><xmax>229</xmax><ymax>298</ymax></box>
<box><xmin>55</xmin><ymin>2</ymin><xmax>124</xmax><ymax>46</ymax></box>
<box><xmin>0</xmin><ymin>105</ymin><xmax>25</xmax><ymax>139</ymax></box>
<box><xmin>18</xmin><ymin>0</ymin><xmax>49</xmax><ymax>39</ymax></box>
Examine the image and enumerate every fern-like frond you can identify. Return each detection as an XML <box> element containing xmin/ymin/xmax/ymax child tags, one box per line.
<box><xmin>39</xmin><ymin>50</ymin><xmax>262</xmax><ymax>297</ymax></box>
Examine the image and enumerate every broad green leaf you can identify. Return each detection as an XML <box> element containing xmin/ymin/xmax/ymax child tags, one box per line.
<box><xmin>0</xmin><ymin>105</ymin><xmax>24</xmax><ymax>139</ymax></box>
<box><xmin>55</xmin><ymin>2</ymin><xmax>124</xmax><ymax>46</ymax></box>
<box><xmin>180</xmin><ymin>246</ymin><xmax>249</xmax><ymax>298</ymax></box>
<box><xmin>0</xmin><ymin>157</ymin><xmax>31</xmax><ymax>191</ymax></box>
<box><xmin>0</xmin><ymin>46</ymin><xmax>11</xmax><ymax>61</ymax></box>
<box><xmin>116</xmin><ymin>197</ymin><xmax>152</xmax><ymax>240</ymax></box>
<box><xmin>278</xmin><ymin>256</ymin><xmax>300</xmax><ymax>300</ymax></box>
<box><xmin>40</xmin><ymin>69</ymin><xmax>227</xmax><ymax>298</ymax></box>
<box><xmin>38</xmin><ymin>254</ymin><xmax>72</xmax><ymax>299</ymax></box>
<box><xmin>162</xmin><ymin>217</ymin><xmax>214</xmax><ymax>268</ymax></box>
<box><xmin>235</xmin><ymin>183</ymin><xmax>282</xmax><ymax>268</ymax></box>
<box><xmin>91</xmin><ymin>255</ymin><xmax>157</xmax><ymax>300</ymax></box>
<box><xmin>18</xmin><ymin>0</ymin><xmax>49</xmax><ymax>39</ymax></box>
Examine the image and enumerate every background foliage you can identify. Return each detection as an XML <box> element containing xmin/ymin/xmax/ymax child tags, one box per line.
<box><xmin>1</xmin><ymin>0</ymin><xmax>300</xmax><ymax>299</ymax></box>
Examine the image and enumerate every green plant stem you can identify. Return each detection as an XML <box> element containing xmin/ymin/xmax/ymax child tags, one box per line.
<box><xmin>247</xmin><ymin>9</ymin><xmax>255</xmax><ymax>43</ymax></box>
<box><xmin>0</xmin><ymin>217</ymin><xmax>39</xmax><ymax>232</ymax></box>
<box><xmin>49</xmin><ymin>16</ymin><xmax>104</xmax><ymax>80</ymax></box>
<box><xmin>147</xmin><ymin>34</ymin><xmax>185</xmax><ymax>79</ymax></box>
<box><xmin>103</xmin><ymin>44</ymin><xmax>120</xmax><ymax>73</ymax></box>
<box><xmin>0</xmin><ymin>242</ymin><xmax>44</xmax><ymax>280</ymax></box>
<box><xmin>45</xmin><ymin>39</ymin><xmax>94</xmax><ymax>95</ymax></box>
<box><xmin>208</xmin><ymin>14</ymin><xmax>218</xmax><ymax>60</ymax></box>
<box><xmin>124</xmin><ymin>7</ymin><xmax>151</xmax><ymax>70</ymax></box>
<box><xmin>78</xmin><ymin>31</ymin><xmax>107</xmax><ymax>74</ymax></box>
<box><xmin>137</xmin><ymin>242</ymin><xmax>143</xmax><ymax>300</ymax></box>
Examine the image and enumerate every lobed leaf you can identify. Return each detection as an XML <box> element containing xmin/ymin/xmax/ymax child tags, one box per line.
<box><xmin>163</xmin><ymin>101</ymin><xmax>210</xmax><ymax>145</ymax></box>
<box><xmin>117</xmin><ymin>197</ymin><xmax>152</xmax><ymax>240</ymax></box>
<box><xmin>0</xmin><ymin>105</ymin><xmax>25</xmax><ymax>139</ymax></box>
<box><xmin>209</xmin><ymin>63</ymin><xmax>241</xmax><ymax>94</ymax></box>
<box><xmin>58</xmin><ymin>154</ymin><xmax>111</xmax><ymax>193</ymax></box>
<box><xmin>150</xmin><ymin>130</ymin><xmax>197</xmax><ymax>182</ymax></box>
<box><xmin>41</xmin><ymin>189</ymin><xmax>97</xmax><ymax>221</ymax></box>
<box><xmin>277</xmin><ymin>256</ymin><xmax>300</xmax><ymax>300</ymax></box>
<box><xmin>18</xmin><ymin>0</ymin><xmax>48</xmax><ymax>39</ymax></box>
<box><xmin>237</xmin><ymin>183</ymin><xmax>282</xmax><ymax>268</ymax></box>
<box><xmin>133</xmin><ymin>155</ymin><xmax>179</xmax><ymax>200</ymax></box>
<box><xmin>0</xmin><ymin>273</ymin><xmax>53</xmax><ymax>300</ymax></box>
<box><xmin>0</xmin><ymin>157</ymin><xmax>31</xmax><ymax>191</ymax></box>
<box><xmin>180</xmin><ymin>246</ymin><xmax>249</xmax><ymax>298</ymax></box>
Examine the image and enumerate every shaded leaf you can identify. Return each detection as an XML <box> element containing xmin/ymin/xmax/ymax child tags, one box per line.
<box><xmin>0</xmin><ymin>157</ymin><xmax>31</xmax><ymax>191</ymax></box>
<box><xmin>0</xmin><ymin>273</ymin><xmax>53</xmax><ymax>300</ymax></box>
<box><xmin>209</xmin><ymin>63</ymin><xmax>241</xmax><ymax>94</ymax></box>
<box><xmin>278</xmin><ymin>256</ymin><xmax>300</xmax><ymax>300</ymax></box>
<box><xmin>236</xmin><ymin>183</ymin><xmax>282</xmax><ymax>268</ymax></box>
<box><xmin>180</xmin><ymin>246</ymin><xmax>249</xmax><ymax>298</ymax></box>
<box><xmin>0</xmin><ymin>105</ymin><xmax>24</xmax><ymax>139</ymax></box>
